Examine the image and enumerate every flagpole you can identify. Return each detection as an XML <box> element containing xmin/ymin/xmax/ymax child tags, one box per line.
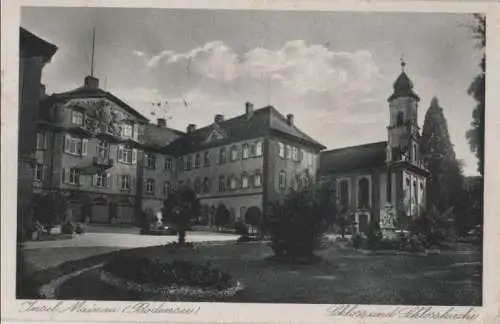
<box><xmin>91</xmin><ymin>27</ymin><xmax>96</xmax><ymax>77</ymax></box>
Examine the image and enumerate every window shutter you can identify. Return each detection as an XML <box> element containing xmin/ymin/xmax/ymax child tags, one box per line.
<box><xmin>132</xmin><ymin>149</ymin><xmax>137</xmax><ymax>164</ymax></box>
<box><xmin>63</xmin><ymin>135</ymin><xmax>68</xmax><ymax>153</ymax></box>
<box><xmin>107</xmin><ymin>173</ymin><xmax>112</xmax><ymax>188</ymax></box>
<box><xmin>81</xmin><ymin>139</ymin><xmax>88</xmax><ymax>156</ymax></box>
<box><xmin>133</xmin><ymin>124</ymin><xmax>139</xmax><ymax>140</ymax></box>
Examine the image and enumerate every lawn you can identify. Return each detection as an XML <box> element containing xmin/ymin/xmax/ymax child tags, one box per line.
<box><xmin>56</xmin><ymin>241</ymin><xmax>482</xmax><ymax>305</ymax></box>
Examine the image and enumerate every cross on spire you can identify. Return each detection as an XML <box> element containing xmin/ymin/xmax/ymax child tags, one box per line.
<box><xmin>400</xmin><ymin>54</ymin><xmax>406</xmax><ymax>72</ymax></box>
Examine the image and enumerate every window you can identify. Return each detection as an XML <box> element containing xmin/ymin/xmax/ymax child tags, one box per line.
<box><xmin>242</xmin><ymin>144</ymin><xmax>250</xmax><ymax>159</ymax></box>
<box><xmin>195</xmin><ymin>153</ymin><xmax>201</xmax><ymax>169</ymax></box>
<box><xmin>219</xmin><ymin>148</ymin><xmax>227</xmax><ymax>164</ymax></box>
<box><xmin>203</xmin><ymin>177</ymin><xmax>211</xmax><ymax>193</ymax></box>
<box><xmin>279</xmin><ymin>171</ymin><xmax>287</xmax><ymax>190</ymax></box>
<box><xmin>178</xmin><ymin>157</ymin><xmax>184</xmax><ymax>172</ymax></box>
<box><xmin>293</xmin><ymin>173</ymin><xmax>300</xmax><ymax>190</ymax></box>
<box><xmin>95</xmin><ymin>172</ymin><xmax>108</xmax><ymax>188</ymax></box>
<box><xmin>204</xmin><ymin>152</ymin><xmax>210</xmax><ymax>166</ymax></box>
<box><xmin>286</xmin><ymin>145</ymin><xmax>292</xmax><ymax>160</ymax></box>
<box><xmin>71</xmin><ymin>109</ymin><xmax>84</xmax><ymax>125</ymax></box>
<box><xmin>339</xmin><ymin>180</ymin><xmax>349</xmax><ymax>209</ymax></box>
<box><xmin>34</xmin><ymin>163</ymin><xmax>43</xmax><ymax>181</ymax></box>
<box><xmin>219</xmin><ymin>175</ymin><xmax>226</xmax><ymax>192</ymax></box>
<box><xmin>121</xmin><ymin>175</ymin><xmax>131</xmax><ymax>191</ymax></box>
<box><xmin>358</xmin><ymin>178</ymin><xmax>370</xmax><ymax>208</ymax></box>
<box><xmin>230</xmin><ymin>175</ymin><xmax>238</xmax><ymax>190</ymax></box>
<box><xmin>117</xmin><ymin>145</ymin><xmax>135</xmax><ymax>164</ymax></box>
<box><xmin>241</xmin><ymin>173</ymin><xmax>249</xmax><ymax>189</ymax></box>
<box><xmin>164</xmin><ymin>181</ymin><xmax>173</xmax><ymax>195</ymax></box>
<box><xmin>70</xmin><ymin>169</ymin><xmax>81</xmax><ymax>185</ymax></box>
<box><xmin>186</xmin><ymin>155</ymin><xmax>192</xmax><ymax>170</ymax></box>
<box><xmin>396</xmin><ymin>111</ymin><xmax>404</xmax><ymax>126</ymax></box>
<box><xmin>122</xmin><ymin>122</ymin><xmax>134</xmax><ymax>138</ymax></box>
<box><xmin>97</xmin><ymin>140</ymin><xmax>110</xmax><ymax>158</ymax></box>
<box><xmin>230</xmin><ymin>146</ymin><xmax>239</xmax><ymax>161</ymax></box>
<box><xmin>278</xmin><ymin>142</ymin><xmax>285</xmax><ymax>158</ymax></box>
<box><xmin>165</xmin><ymin>158</ymin><xmax>173</xmax><ymax>170</ymax></box>
<box><xmin>64</xmin><ymin>135</ymin><xmax>87</xmax><ymax>156</ymax></box>
<box><xmin>194</xmin><ymin>178</ymin><xmax>202</xmax><ymax>193</ymax></box>
<box><xmin>254</xmin><ymin>141</ymin><xmax>263</xmax><ymax>157</ymax></box>
<box><xmin>412</xmin><ymin>144</ymin><xmax>418</xmax><ymax>161</ymax></box>
<box><xmin>145</xmin><ymin>153</ymin><xmax>156</xmax><ymax>169</ymax></box>
<box><xmin>36</xmin><ymin>132</ymin><xmax>47</xmax><ymax>150</ymax></box>
<box><xmin>146</xmin><ymin>179</ymin><xmax>155</xmax><ymax>194</ymax></box>
<box><xmin>292</xmin><ymin>147</ymin><xmax>299</xmax><ymax>161</ymax></box>
<box><xmin>254</xmin><ymin>172</ymin><xmax>262</xmax><ymax>187</ymax></box>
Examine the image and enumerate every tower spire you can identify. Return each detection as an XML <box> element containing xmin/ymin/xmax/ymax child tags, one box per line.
<box><xmin>400</xmin><ymin>54</ymin><xmax>406</xmax><ymax>72</ymax></box>
<box><xmin>90</xmin><ymin>26</ymin><xmax>96</xmax><ymax>77</ymax></box>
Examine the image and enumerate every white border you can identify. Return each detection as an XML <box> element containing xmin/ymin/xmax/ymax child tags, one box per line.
<box><xmin>2</xmin><ymin>1</ymin><xmax>500</xmax><ymax>324</ymax></box>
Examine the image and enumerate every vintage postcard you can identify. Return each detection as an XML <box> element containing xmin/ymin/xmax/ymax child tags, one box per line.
<box><xmin>2</xmin><ymin>0</ymin><xmax>499</xmax><ymax>323</ymax></box>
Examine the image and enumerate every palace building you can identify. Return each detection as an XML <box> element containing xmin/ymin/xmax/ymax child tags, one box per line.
<box><xmin>318</xmin><ymin>61</ymin><xmax>429</xmax><ymax>234</ymax></box>
<box><xmin>35</xmin><ymin>75</ymin><xmax>325</xmax><ymax>225</ymax></box>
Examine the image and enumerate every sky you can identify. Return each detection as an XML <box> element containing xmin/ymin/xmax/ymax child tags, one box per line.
<box><xmin>21</xmin><ymin>7</ymin><xmax>483</xmax><ymax>175</ymax></box>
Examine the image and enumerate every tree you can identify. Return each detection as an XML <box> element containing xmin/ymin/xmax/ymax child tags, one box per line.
<box><xmin>161</xmin><ymin>187</ymin><xmax>200</xmax><ymax>244</ymax></box>
<box><xmin>466</xmin><ymin>13</ymin><xmax>485</xmax><ymax>175</ymax></box>
<box><xmin>214</xmin><ymin>203</ymin><xmax>231</xmax><ymax>230</ymax></box>
<box><xmin>32</xmin><ymin>192</ymin><xmax>68</xmax><ymax>230</ymax></box>
<box><xmin>421</xmin><ymin>97</ymin><xmax>467</xmax><ymax>233</ymax></box>
<box><xmin>245</xmin><ymin>206</ymin><xmax>262</xmax><ymax>227</ymax></box>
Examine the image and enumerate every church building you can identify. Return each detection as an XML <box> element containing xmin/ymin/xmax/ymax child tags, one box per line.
<box><xmin>318</xmin><ymin>61</ymin><xmax>429</xmax><ymax>234</ymax></box>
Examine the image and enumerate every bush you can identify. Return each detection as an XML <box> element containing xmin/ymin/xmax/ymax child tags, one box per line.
<box><xmin>244</xmin><ymin>207</ymin><xmax>262</xmax><ymax>227</ymax></box>
<box><xmin>265</xmin><ymin>188</ymin><xmax>327</xmax><ymax>258</ymax></box>
<box><xmin>364</xmin><ymin>220</ymin><xmax>383</xmax><ymax>248</ymax></box>
<box><xmin>75</xmin><ymin>224</ymin><xmax>84</xmax><ymax>234</ymax></box>
<box><xmin>233</xmin><ymin>221</ymin><xmax>248</xmax><ymax>236</ymax></box>
<box><xmin>214</xmin><ymin>203</ymin><xmax>231</xmax><ymax>228</ymax></box>
<box><xmin>32</xmin><ymin>192</ymin><xmax>68</xmax><ymax>230</ymax></box>
<box><xmin>103</xmin><ymin>256</ymin><xmax>235</xmax><ymax>290</ymax></box>
<box><xmin>61</xmin><ymin>222</ymin><xmax>74</xmax><ymax>234</ymax></box>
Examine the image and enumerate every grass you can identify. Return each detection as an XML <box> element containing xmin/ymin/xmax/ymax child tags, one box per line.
<box><xmin>54</xmin><ymin>241</ymin><xmax>482</xmax><ymax>305</ymax></box>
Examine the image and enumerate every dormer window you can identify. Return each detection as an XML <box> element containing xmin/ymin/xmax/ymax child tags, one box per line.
<box><xmin>71</xmin><ymin>109</ymin><xmax>84</xmax><ymax>125</ymax></box>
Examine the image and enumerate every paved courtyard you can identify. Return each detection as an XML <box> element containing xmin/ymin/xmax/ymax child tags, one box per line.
<box><xmin>21</xmin><ymin>226</ymin><xmax>238</xmax><ymax>273</ymax></box>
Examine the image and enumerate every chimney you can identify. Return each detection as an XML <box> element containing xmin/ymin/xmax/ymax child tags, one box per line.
<box><xmin>214</xmin><ymin>114</ymin><xmax>224</xmax><ymax>123</ymax></box>
<box><xmin>245</xmin><ymin>102</ymin><xmax>254</xmax><ymax>116</ymax></box>
<box><xmin>187</xmin><ymin>124</ymin><xmax>196</xmax><ymax>133</ymax></box>
<box><xmin>40</xmin><ymin>84</ymin><xmax>47</xmax><ymax>98</ymax></box>
<box><xmin>84</xmin><ymin>75</ymin><xmax>99</xmax><ymax>89</ymax></box>
<box><xmin>286</xmin><ymin>114</ymin><xmax>294</xmax><ymax>126</ymax></box>
<box><xmin>157</xmin><ymin>118</ymin><xmax>166</xmax><ymax>128</ymax></box>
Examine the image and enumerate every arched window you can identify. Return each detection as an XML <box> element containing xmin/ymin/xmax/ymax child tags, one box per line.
<box><xmin>186</xmin><ymin>155</ymin><xmax>192</xmax><ymax>170</ymax></box>
<box><xmin>254</xmin><ymin>172</ymin><xmax>262</xmax><ymax>187</ymax></box>
<box><xmin>218</xmin><ymin>175</ymin><xmax>225</xmax><ymax>192</ymax></box>
<box><xmin>204</xmin><ymin>151</ymin><xmax>210</xmax><ymax>166</ymax></box>
<box><xmin>203</xmin><ymin>177</ymin><xmax>211</xmax><ymax>193</ymax></box>
<box><xmin>241</xmin><ymin>173</ymin><xmax>249</xmax><ymax>189</ymax></box>
<box><xmin>219</xmin><ymin>147</ymin><xmax>227</xmax><ymax>164</ymax></box>
<box><xmin>396</xmin><ymin>111</ymin><xmax>404</xmax><ymax>126</ymax></box>
<box><xmin>339</xmin><ymin>180</ymin><xmax>349</xmax><ymax>209</ymax></box>
<box><xmin>358</xmin><ymin>178</ymin><xmax>370</xmax><ymax>208</ymax></box>
<box><xmin>242</xmin><ymin>143</ymin><xmax>250</xmax><ymax>159</ymax></box>
<box><xmin>278</xmin><ymin>142</ymin><xmax>285</xmax><ymax>158</ymax></box>
<box><xmin>412</xmin><ymin>144</ymin><xmax>417</xmax><ymax>161</ymax></box>
<box><xmin>194</xmin><ymin>178</ymin><xmax>202</xmax><ymax>193</ymax></box>
<box><xmin>279</xmin><ymin>171</ymin><xmax>286</xmax><ymax>190</ymax></box>
<box><xmin>230</xmin><ymin>145</ymin><xmax>239</xmax><ymax>161</ymax></box>
<box><xmin>254</xmin><ymin>141</ymin><xmax>263</xmax><ymax>157</ymax></box>
<box><xmin>194</xmin><ymin>153</ymin><xmax>201</xmax><ymax>169</ymax></box>
<box><xmin>230</xmin><ymin>175</ymin><xmax>238</xmax><ymax>190</ymax></box>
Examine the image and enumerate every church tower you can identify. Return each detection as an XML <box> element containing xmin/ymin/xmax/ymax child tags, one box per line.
<box><xmin>384</xmin><ymin>59</ymin><xmax>428</xmax><ymax>230</ymax></box>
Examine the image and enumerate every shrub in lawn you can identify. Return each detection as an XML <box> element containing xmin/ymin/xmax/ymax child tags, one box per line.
<box><xmin>61</xmin><ymin>222</ymin><xmax>74</xmax><ymax>234</ymax></box>
<box><xmin>75</xmin><ymin>224</ymin><xmax>84</xmax><ymax>234</ymax></box>
<box><xmin>265</xmin><ymin>187</ymin><xmax>327</xmax><ymax>258</ymax></box>
<box><xmin>102</xmin><ymin>256</ymin><xmax>235</xmax><ymax>290</ymax></box>
<box><xmin>364</xmin><ymin>220</ymin><xmax>383</xmax><ymax>249</ymax></box>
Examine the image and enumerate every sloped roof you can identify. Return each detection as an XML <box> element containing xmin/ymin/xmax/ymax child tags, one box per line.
<box><xmin>141</xmin><ymin>123</ymin><xmax>184</xmax><ymax>151</ymax></box>
<box><xmin>165</xmin><ymin>105</ymin><xmax>325</xmax><ymax>155</ymax></box>
<box><xmin>388</xmin><ymin>71</ymin><xmax>420</xmax><ymax>101</ymax></box>
<box><xmin>46</xmin><ymin>84</ymin><xmax>149</xmax><ymax>122</ymax></box>
<box><xmin>319</xmin><ymin>141</ymin><xmax>387</xmax><ymax>175</ymax></box>
<box><xmin>20</xmin><ymin>27</ymin><xmax>58</xmax><ymax>61</ymax></box>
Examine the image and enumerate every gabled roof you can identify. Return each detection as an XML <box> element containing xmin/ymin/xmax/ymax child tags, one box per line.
<box><xmin>165</xmin><ymin>105</ymin><xmax>325</xmax><ymax>155</ymax></box>
<box><xmin>20</xmin><ymin>27</ymin><xmax>58</xmax><ymax>61</ymax></box>
<box><xmin>319</xmin><ymin>141</ymin><xmax>387</xmax><ymax>176</ymax></box>
<box><xmin>45</xmin><ymin>84</ymin><xmax>149</xmax><ymax>122</ymax></box>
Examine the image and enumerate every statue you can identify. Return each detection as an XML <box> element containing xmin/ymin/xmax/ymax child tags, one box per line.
<box><xmin>155</xmin><ymin>211</ymin><xmax>163</xmax><ymax>228</ymax></box>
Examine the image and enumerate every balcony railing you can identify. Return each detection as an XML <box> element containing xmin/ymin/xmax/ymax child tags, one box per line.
<box><xmin>93</xmin><ymin>156</ymin><xmax>114</xmax><ymax>169</ymax></box>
